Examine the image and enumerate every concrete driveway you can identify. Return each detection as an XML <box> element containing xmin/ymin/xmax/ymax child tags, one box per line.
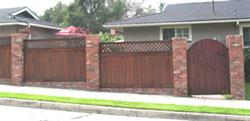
<box><xmin>0</xmin><ymin>105</ymin><xmax>185</xmax><ymax>121</ymax></box>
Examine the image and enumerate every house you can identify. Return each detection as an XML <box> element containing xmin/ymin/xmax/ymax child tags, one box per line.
<box><xmin>0</xmin><ymin>7</ymin><xmax>61</xmax><ymax>39</ymax></box>
<box><xmin>104</xmin><ymin>0</ymin><xmax>250</xmax><ymax>47</ymax></box>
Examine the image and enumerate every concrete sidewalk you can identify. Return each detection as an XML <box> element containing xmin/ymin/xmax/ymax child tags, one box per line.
<box><xmin>0</xmin><ymin>85</ymin><xmax>249</xmax><ymax>109</ymax></box>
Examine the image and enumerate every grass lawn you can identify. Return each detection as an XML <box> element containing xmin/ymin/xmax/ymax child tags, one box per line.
<box><xmin>0</xmin><ymin>92</ymin><xmax>250</xmax><ymax>116</ymax></box>
<box><xmin>246</xmin><ymin>83</ymin><xmax>250</xmax><ymax>100</ymax></box>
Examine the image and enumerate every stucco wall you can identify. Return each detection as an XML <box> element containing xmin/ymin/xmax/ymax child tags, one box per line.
<box><xmin>30</xmin><ymin>27</ymin><xmax>58</xmax><ymax>39</ymax></box>
<box><xmin>0</xmin><ymin>25</ymin><xmax>59</xmax><ymax>39</ymax></box>
<box><xmin>123</xmin><ymin>26</ymin><xmax>160</xmax><ymax>41</ymax></box>
<box><xmin>122</xmin><ymin>23</ymin><xmax>239</xmax><ymax>43</ymax></box>
<box><xmin>0</xmin><ymin>26</ymin><xmax>19</xmax><ymax>37</ymax></box>
<box><xmin>192</xmin><ymin>23</ymin><xmax>238</xmax><ymax>43</ymax></box>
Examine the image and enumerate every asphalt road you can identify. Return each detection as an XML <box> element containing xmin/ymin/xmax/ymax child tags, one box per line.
<box><xmin>0</xmin><ymin>105</ymin><xmax>186</xmax><ymax>121</ymax></box>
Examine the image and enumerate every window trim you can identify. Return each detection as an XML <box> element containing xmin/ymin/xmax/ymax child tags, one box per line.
<box><xmin>239</xmin><ymin>23</ymin><xmax>250</xmax><ymax>48</ymax></box>
<box><xmin>160</xmin><ymin>25</ymin><xmax>192</xmax><ymax>41</ymax></box>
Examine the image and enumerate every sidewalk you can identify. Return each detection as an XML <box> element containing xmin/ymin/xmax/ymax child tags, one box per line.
<box><xmin>0</xmin><ymin>85</ymin><xmax>249</xmax><ymax>109</ymax></box>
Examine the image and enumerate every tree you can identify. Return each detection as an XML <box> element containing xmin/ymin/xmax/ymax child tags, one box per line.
<box><xmin>42</xmin><ymin>2</ymin><xmax>68</xmax><ymax>26</ymax></box>
<box><xmin>106</xmin><ymin>0</ymin><xmax>128</xmax><ymax>20</ymax></box>
<box><xmin>159</xmin><ymin>2</ymin><xmax>166</xmax><ymax>12</ymax></box>
<box><xmin>64</xmin><ymin>0</ymin><xmax>129</xmax><ymax>33</ymax></box>
<box><xmin>122</xmin><ymin>0</ymin><xmax>156</xmax><ymax>18</ymax></box>
<box><xmin>42</xmin><ymin>0</ymin><xmax>157</xmax><ymax>33</ymax></box>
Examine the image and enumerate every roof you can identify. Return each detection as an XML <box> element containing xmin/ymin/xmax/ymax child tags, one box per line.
<box><xmin>0</xmin><ymin>7</ymin><xmax>62</xmax><ymax>30</ymax></box>
<box><xmin>104</xmin><ymin>0</ymin><xmax>250</xmax><ymax>28</ymax></box>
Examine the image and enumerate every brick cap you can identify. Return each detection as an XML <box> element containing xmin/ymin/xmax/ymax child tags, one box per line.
<box><xmin>85</xmin><ymin>34</ymin><xmax>100</xmax><ymax>38</ymax></box>
<box><xmin>225</xmin><ymin>35</ymin><xmax>242</xmax><ymax>39</ymax></box>
<box><xmin>11</xmin><ymin>33</ymin><xmax>28</xmax><ymax>36</ymax></box>
<box><xmin>85</xmin><ymin>34</ymin><xmax>100</xmax><ymax>42</ymax></box>
<box><xmin>171</xmin><ymin>37</ymin><xmax>188</xmax><ymax>41</ymax></box>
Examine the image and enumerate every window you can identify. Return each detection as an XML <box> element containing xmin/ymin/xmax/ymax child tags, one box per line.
<box><xmin>161</xmin><ymin>27</ymin><xmax>191</xmax><ymax>41</ymax></box>
<box><xmin>162</xmin><ymin>28</ymin><xmax>175</xmax><ymax>40</ymax></box>
<box><xmin>243</xmin><ymin>27</ymin><xmax>250</xmax><ymax>47</ymax></box>
<box><xmin>176</xmin><ymin>28</ymin><xmax>189</xmax><ymax>39</ymax></box>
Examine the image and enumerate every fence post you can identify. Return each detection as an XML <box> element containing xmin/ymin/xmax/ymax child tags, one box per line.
<box><xmin>85</xmin><ymin>34</ymin><xmax>100</xmax><ymax>90</ymax></box>
<box><xmin>171</xmin><ymin>38</ymin><xmax>188</xmax><ymax>97</ymax></box>
<box><xmin>10</xmin><ymin>33</ymin><xmax>27</xmax><ymax>86</ymax></box>
<box><xmin>226</xmin><ymin>35</ymin><xmax>245</xmax><ymax>100</ymax></box>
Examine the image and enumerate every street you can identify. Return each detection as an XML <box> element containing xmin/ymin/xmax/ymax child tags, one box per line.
<box><xmin>0</xmin><ymin>105</ymin><xmax>186</xmax><ymax>121</ymax></box>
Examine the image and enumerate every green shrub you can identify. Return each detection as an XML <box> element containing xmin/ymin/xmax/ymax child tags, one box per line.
<box><xmin>99</xmin><ymin>32</ymin><xmax>123</xmax><ymax>42</ymax></box>
<box><xmin>245</xmin><ymin>48</ymin><xmax>250</xmax><ymax>82</ymax></box>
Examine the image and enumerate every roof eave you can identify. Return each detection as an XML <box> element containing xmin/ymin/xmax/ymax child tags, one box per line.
<box><xmin>29</xmin><ymin>23</ymin><xmax>63</xmax><ymax>30</ymax></box>
<box><xmin>0</xmin><ymin>22</ymin><xmax>62</xmax><ymax>30</ymax></box>
<box><xmin>11</xmin><ymin>7</ymin><xmax>40</xmax><ymax>20</ymax></box>
<box><xmin>104</xmin><ymin>18</ymin><xmax>250</xmax><ymax>28</ymax></box>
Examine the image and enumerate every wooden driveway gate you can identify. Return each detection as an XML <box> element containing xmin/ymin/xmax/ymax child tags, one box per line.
<box><xmin>0</xmin><ymin>36</ymin><xmax>11</xmax><ymax>79</ymax></box>
<box><xmin>187</xmin><ymin>39</ymin><xmax>230</xmax><ymax>95</ymax></box>
<box><xmin>100</xmin><ymin>41</ymin><xmax>173</xmax><ymax>88</ymax></box>
<box><xmin>24</xmin><ymin>38</ymin><xmax>86</xmax><ymax>82</ymax></box>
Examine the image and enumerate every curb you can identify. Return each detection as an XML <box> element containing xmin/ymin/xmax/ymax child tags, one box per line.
<box><xmin>0</xmin><ymin>98</ymin><xmax>250</xmax><ymax>121</ymax></box>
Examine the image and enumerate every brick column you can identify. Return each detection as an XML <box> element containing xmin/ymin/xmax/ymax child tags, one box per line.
<box><xmin>171</xmin><ymin>38</ymin><xmax>188</xmax><ymax>97</ymax></box>
<box><xmin>226</xmin><ymin>35</ymin><xmax>245</xmax><ymax>100</ymax></box>
<box><xmin>11</xmin><ymin>34</ymin><xmax>27</xmax><ymax>86</ymax></box>
<box><xmin>85</xmin><ymin>34</ymin><xmax>100</xmax><ymax>90</ymax></box>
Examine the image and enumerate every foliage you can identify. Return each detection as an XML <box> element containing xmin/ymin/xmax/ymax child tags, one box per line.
<box><xmin>246</xmin><ymin>83</ymin><xmax>250</xmax><ymax>100</ymax></box>
<box><xmin>99</xmin><ymin>31</ymin><xmax>123</xmax><ymax>42</ymax></box>
<box><xmin>159</xmin><ymin>2</ymin><xmax>166</xmax><ymax>12</ymax></box>
<box><xmin>42</xmin><ymin>0</ymin><xmax>158</xmax><ymax>33</ymax></box>
<box><xmin>0</xmin><ymin>92</ymin><xmax>250</xmax><ymax>116</ymax></box>
<box><xmin>124</xmin><ymin>0</ymin><xmax>156</xmax><ymax>18</ymax></box>
<box><xmin>42</xmin><ymin>2</ymin><xmax>68</xmax><ymax>27</ymax></box>
<box><xmin>245</xmin><ymin>48</ymin><xmax>250</xmax><ymax>82</ymax></box>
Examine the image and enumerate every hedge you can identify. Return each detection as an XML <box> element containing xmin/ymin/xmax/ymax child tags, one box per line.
<box><xmin>245</xmin><ymin>48</ymin><xmax>250</xmax><ymax>82</ymax></box>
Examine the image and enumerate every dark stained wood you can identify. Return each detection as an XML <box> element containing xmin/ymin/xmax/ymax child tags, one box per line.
<box><xmin>24</xmin><ymin>48</ymin><xmax>86</xmax><ymax>82</ymax></box>
<box><xmin>187</xmin><ymin>39</ymin><xmax>230</xmax><ymax>95</ymax></box>
<box><xmin>100</xmin><ymin>51</ymin><xmax>173</xmax><ymax>88</ymax></box>
<box><xmin>0</xmin><ymin>47</ymin><xmax>11</xmax><ymax>78</ymax></box>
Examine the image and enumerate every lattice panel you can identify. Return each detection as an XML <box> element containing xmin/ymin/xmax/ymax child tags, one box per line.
<box><xmin>100</xmin><ymin>41</ymin><xmax>172</xmax><ymax>53</ymax></box>
<box><xmin>25</xmin><ymin>38</ymin><xmax>85</xmax><ymax>49</ymax></box>
<box><xmin>0</xmin><ymin>36</ymin><xmax>11</xmax><ymax>47</ymax></box>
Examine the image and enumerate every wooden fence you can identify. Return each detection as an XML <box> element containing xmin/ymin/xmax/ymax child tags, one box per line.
<box><xmin>0</xmin><ymin>34</ymin><xmax>244</xmax><ymax>98</ymax></box>
<box><xmin>100</xmin><ymin>41</ymin><xmax>173</xmax><ymax>88</ymax></box>
<box><xmin>0</xmin><ymin>36</ymin><xmax>11</xmax><ymax>78</ymax></box>
<box><xmin>24</xmin><ymin>38</ymin><xmax>86</xmax><ymax>82</ymax></box>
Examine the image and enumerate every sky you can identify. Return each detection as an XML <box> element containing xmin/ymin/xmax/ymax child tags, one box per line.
<box><xmin>0</xmin><ymin>0</ymin><xmax>227</xmax><ymax>15</ymax></box>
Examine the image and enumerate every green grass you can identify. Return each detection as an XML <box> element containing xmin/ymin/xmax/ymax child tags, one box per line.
<box><xmin>0</xmin><ymin>92</ymin><xmax>249</xmax><ymax>116</ymax></box>
<box><xmin>246</xmin><ymin>83</ymin><xmax>250</xmax><ymax>100</ymax></box>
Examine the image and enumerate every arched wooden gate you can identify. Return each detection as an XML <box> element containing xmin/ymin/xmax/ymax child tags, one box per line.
<box><xmin>187</xmin><ymin>39</ymin><xmax>230</xmax><ymax>95</ymax></box>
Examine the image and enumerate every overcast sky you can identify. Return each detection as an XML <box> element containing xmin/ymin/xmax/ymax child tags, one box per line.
<box><xmin>0</xmin><ymin>0</ymin><xmax>227</xmax><ymax>15</ymax></box>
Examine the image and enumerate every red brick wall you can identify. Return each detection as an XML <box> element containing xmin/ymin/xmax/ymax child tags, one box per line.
<box><xmin>226</xmin><ymin>35</ymin><xmax>246</xmax><ymax>100</ymax></box>
<box><xmin>85</xmin><ymin>34</ymin><xmax>100</xmax><ymax>90</ymax></box>
<box><xmin>24</xmin><ymin>82</ymin><xmax>99</xmax><ymax>91</ymax></box>
<box><xmin>11</xmin><ymin>34</ymin><xmax>27</xmax><ymax>86</ymax></box>
<box><xmin>171</xmin><ymin>38</ymin><xmax>188</xmax><ymax>97</ymax></box>
<box><xmin>101</xmin><ymin>88</ymin><xmax>173</xmax><ymax>95</ymax></box>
